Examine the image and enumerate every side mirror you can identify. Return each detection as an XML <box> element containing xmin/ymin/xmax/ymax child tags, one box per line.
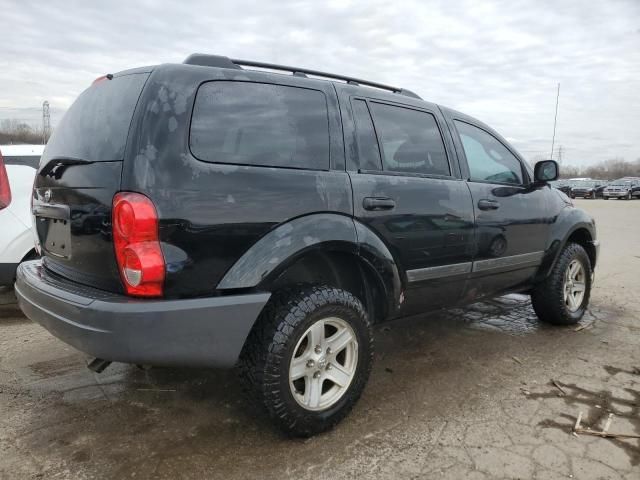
<box><xmin>534</xmin><ymin>160</ymin><xmax>559</xmax><ymax>183</ymax></box>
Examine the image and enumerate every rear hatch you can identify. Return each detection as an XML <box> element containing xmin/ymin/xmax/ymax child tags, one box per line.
<box><xmin>33</xmin><ymin>72</ymin><xmax>149</xmax><ymax>292</ymax></box>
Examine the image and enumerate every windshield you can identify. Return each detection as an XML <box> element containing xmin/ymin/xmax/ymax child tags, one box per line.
<box><xmin>610</xmin><ymin>178</ymin><xmax>636</xmax><ymax>186</ymax></box>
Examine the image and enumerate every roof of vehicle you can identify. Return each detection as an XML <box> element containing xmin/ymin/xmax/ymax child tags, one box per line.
<box><xmin>0</xmin><ymin>144</ymin><xmax>45</xmax><ymax>156</ymax></box>
<box><xmin>610</xmin><ymin>177</ymin><xmax>640</xmax><ymax>184</ymax></box>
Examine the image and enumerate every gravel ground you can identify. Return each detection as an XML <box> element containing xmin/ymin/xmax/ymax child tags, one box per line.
<box><xmin>0</xmin><ymin>198</ymin><xmax>638</xmax><ymax>479</ymax></box>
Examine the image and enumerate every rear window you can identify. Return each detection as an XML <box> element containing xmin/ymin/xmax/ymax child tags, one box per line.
<box><xmin>190</xmin><ymin>81</ymin><xmax>330</xmax><ymax>170</ymax></box>
<box><xmin>369</xmin><ymin>102</ymin><xmax>450</xmax><ymax>177</ymax></box>
<box><xmin>43</xmin><ymin>73</ymin><xmax>148</xmax><ymax>162</ymax></box>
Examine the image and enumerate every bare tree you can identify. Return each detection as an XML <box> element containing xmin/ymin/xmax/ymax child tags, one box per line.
<box><xmin>0</xmin><ymin>118</ymin><xmax>50</xmax><ymax>144</ymax></box>
<box><xmin>559</xmin><ymin>158</ymin><xmax>640</xmax><ymax>180</ymax></box>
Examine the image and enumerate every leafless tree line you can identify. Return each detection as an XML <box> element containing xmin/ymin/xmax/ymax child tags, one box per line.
<box><xmin>558</xmin><ymin>157</ymin><xmax>640</xmax><ymax>180</ymax></box>
<box><xmin>0</xmin><ymin>119</ymin><xmax>50</xmax><ymax>145</ymax></box>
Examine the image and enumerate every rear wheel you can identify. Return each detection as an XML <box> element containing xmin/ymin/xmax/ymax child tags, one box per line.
<box><xmin>238</xmin><ymin>285</ymin><xmax>373</xmax><ymax>437</ymax></box>
<box><xmin>531</xmin><ymin>243</ymin><xmax>592</xmax><ymax>325</ymax></box>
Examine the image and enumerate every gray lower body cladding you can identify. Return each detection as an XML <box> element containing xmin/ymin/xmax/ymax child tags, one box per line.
<box><xmin>14</xmin><ymin>260</ymin><xmax>270</xmax><ymax>368</ymax></box>
<box><xmin>0</xmin><ymin>262</ymin><xmax>19</xmax><ymax>286</ymax></box>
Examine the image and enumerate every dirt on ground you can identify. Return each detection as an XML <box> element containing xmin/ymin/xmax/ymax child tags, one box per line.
<box><xmin>0</xmin><ymin>199</ymin><xmax>638</xmax><ymax>479</ymax></box>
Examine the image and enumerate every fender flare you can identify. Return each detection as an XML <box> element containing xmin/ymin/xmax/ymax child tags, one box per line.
<box><xmin>217</xmin><ymin>213</ymin><xmax>403</xmax><ymax>314</ymax></box>
<box><xmin>535</xmin><ymin>207</ymin><xmax>596</xmax><ymax>281</ymax></box>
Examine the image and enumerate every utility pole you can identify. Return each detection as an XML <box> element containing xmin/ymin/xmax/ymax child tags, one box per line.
<box><xmin>550</xmin><ymin>83</ymin><xmax>560</xmax><ymax>160</ymax></box>
<box><xmin>42</xmin><ymin>101</ymin><xmax>51</xmax><ymax>144</ymax></box>
<box><xmin>557</xmin><ymin>145</ymin><xmax>563</xmax><ymax>165</ymax></box>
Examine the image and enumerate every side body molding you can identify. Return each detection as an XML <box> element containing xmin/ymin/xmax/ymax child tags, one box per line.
<box><xmin>217</xmin><ymin>214</ymin><xmax>404</xmax><ymax>316</ymax></box>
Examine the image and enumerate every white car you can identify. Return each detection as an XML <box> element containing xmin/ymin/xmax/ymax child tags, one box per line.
<box><xmin>0</xmin><ymin>144</ymin><xmax>43</xmax><ymax>285</ymax></box>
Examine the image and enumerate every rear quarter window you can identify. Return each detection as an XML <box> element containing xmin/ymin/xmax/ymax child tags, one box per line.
<box><xmin>190</xmin><ymin>81</ymin><xmax>330</xmax><ymax>170</ymax></box>
<box><xmin>43</xmin><ymin>73</ymin><xmax>149</xmax><ymax>163</ymax></box>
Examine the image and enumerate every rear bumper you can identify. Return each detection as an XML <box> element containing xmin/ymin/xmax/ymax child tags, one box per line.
<box><xmin>0</xmin><ymin>263</ymin><xmax>19</xmax><ymax>286</ymax></box>
<box><xmin>15</xmin><ymin>260</ymin><xmax>270</xmax><ymax>368</ymax></box>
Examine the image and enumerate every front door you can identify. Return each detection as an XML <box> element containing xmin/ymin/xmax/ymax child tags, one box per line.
<box><xmin>447</xmin><ymin>116</ymin><xmax>551</xmax><ymax>301</ymax></box>
<box><xmin>343</xmin><ymin>95</ymin><xmax>475</xmax><ymax>316</ymax></box>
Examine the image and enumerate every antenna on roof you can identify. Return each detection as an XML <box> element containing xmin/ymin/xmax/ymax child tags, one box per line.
<box><xmin>550</xmin><ymin>83</ymin><xmax>560</xmax><ymax>160</ymax></box>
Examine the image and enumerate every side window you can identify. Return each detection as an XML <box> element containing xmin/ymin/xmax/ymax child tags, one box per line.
<box><xmin>351</xmin><ymin>99</ymin><xmax>382</xmax><ymax>170</ymax></box>
<box><xmin>454</xmin><ymin>121</ymin><xmax>523</xmax><ymax>185</ymax></box>
<box><xmin>190</xmin><ymin>82</ymin><xmax>330</xmax><ymax>170</ymax></box>
<box><xmin>369</xmin><ymin>102</ymin><xmax>450</xmax><ymax>176</ymax></box>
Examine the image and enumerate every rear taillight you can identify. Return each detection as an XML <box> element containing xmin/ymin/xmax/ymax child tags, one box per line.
<box><xmin>92</xmin><ymin>73</ymin><xmax>113</xmax><ymax>85</ymax></box>
<box><xmin>112</xmin><ymin>192</ymin><xmax>165</xmax><ymax>297</ymax></box>
<box><xmin>0</xmin><ymin>150</ymin><xmax>11</xmax><ymax>210</ymax></box>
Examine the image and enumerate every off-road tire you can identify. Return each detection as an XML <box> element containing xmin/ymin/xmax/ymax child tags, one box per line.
<box><xmin>237</xmin><ymin>285</ymin><xmax>373</xmax><ymax>437</ymax></box>
<box><xmin>531</xmin><ymin>242</ymin><xmax>592</xmax><ymax>325</ymax></box>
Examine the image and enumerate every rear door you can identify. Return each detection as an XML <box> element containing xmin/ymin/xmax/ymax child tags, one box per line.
<box><xmin>444</xmin><ymin>113</ymin><xmax>551</xmax><ymax>300</ymax></box>
<box><xmin>33</xmin><ymin>71</ymin><xmax>149</xmax><ymax>292</ymax></box>
<box><xmin>339</xmin><ymin>90</ymin><xmax>475</xmax><ymax>315</ymax></box>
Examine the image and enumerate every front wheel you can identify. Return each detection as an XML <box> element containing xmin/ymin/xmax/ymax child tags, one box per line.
<box><xmin>531</xmin><ymin>243</ymin><xmax>592</xmax><ymax>325</ymax></box>
<box><xmin>238</xmin><ymin>285</ymin><xmax>373</xmax><ymax>437</ymax></box>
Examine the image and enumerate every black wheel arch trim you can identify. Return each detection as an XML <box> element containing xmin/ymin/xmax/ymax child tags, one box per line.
<box><xmin>216</xmin><ymin>213</ymin><xmax>403</xmax><ymax>317</ymax></box>
<box><xmin>534</xmin><ymin>207</ymin><xmax>597</xmax><ymax>283</ymax></box>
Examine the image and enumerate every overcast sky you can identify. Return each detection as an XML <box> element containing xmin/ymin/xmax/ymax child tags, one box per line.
<box><xmin>1</xmin><ymin>0</ymin><xmax>639</xmax><ymax>165</ymax></box>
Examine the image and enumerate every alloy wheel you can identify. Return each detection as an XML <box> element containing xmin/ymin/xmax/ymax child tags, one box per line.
<box><xmin>289</xmin><ymin>317</ymin><xmax>358</xmax><ymax>411</ymax></box>
<box><xmin>564</xmin><ymin>259</ymin><xmax>586</xmax><ymax>312</ymax></box>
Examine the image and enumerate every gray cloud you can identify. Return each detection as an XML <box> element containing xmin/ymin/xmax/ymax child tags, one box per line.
<box><xmin>1</xmin><ymin>0</ymin><xmax>639</xmax><ymax>165</ymax></box>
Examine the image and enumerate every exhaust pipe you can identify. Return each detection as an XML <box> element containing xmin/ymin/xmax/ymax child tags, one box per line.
<box><xmin>87</xmin><ymin>358</ymin><xmax>111</xmax><ymax>373</ymax></box>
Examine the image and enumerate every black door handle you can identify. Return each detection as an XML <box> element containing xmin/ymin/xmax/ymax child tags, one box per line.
<box><xmin>477</xmin><ymin>199</ymin><xmax>500</xmax><ymax>211</ymax></box>
<box><xmin>363</xmin><ymin>197</ymin><xmax>396</xmax><ymax>211</ymax></box>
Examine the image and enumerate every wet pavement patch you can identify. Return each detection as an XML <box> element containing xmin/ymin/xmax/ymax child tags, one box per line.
<box><xmin>535</xmin><ymin>379</ymin><xmax>640</xmax><ymax>466</ymax></box>
<box><xmin>3</xmin><ymin>194</ymin><xmax>640</xmax><ymax>480</ymax></box>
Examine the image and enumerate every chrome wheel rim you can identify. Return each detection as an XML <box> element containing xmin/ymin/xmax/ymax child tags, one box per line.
<box><xmin>289</xmin><ymin>317</ymin><xmax>358</xmax><ymax>411</ymax></box>
<box><xmin>564</xmin><ymin>259</ymin><xmax>586</xmax><ymax>312</ymax></box>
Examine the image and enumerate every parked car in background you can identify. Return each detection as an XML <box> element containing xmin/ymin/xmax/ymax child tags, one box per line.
<box><xmin>551</xmin><ymin>180</ymin><xmax>572</xmax><ymax>196</ymax></box>
<box><xmin>15</xmin><ymin>55</ymin><xmax>599</xmax><ymax>437</ymax></box>
<box><xmin>603</xmin><ymin>178</ymin><xmax>640</xmax><ymax>200</ymax></box>
<box><xmin>570</xmin><ymin>180</ymin><xmax>606</xmax><ymax>199</ymax></box>
<box><xmin>593</xmin><ymin>183</ymin><xmax>608</xmax><ymax>198</ymax></box>
<box><xmin>0</xmin><ymin>144</ymin><xmax>42</xmax><ymax>285</ymax></box>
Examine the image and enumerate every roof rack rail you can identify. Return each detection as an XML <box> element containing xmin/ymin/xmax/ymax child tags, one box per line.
<box><xmin>183</xmin><ymin>54</ymin><xmax>421</xmax><ymax>100</ymax></box>
<box><xmin>183</xmin><ymin>54</ymin><xmax>242</xmax><ymax>70</ymax></box>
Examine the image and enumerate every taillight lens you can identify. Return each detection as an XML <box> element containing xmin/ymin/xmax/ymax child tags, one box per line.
<box><xmin>0</xmin><ymin>150</ymin><xmax>11</xmax><ymax>210</ymax></box>
<box><xmin>112</xmin><ymin>192</ymin><xmax>164</xmax><ymax>297</ymax></box>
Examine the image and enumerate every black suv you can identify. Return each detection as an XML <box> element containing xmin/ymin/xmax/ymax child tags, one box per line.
<box><xmin>16</xmin><ymin>55</ymin><xmax>599</xmax><ymax>437</ymax></box>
